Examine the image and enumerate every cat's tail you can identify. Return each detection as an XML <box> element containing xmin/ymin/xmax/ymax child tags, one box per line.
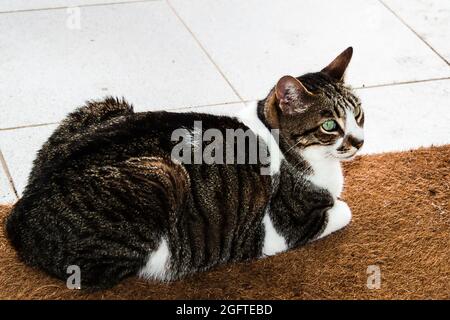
<box><xmin>29</xmin><ymin>97</ymin><xmax>135</xmax><ymax>184</ymax></box>
<box><xmin>45</xmin><ymin>96</ymin><xmax>134</xmax><ymax>147</ymax></box>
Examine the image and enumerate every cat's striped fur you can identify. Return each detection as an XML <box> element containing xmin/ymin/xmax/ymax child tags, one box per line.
<box><xmin>6</xmin><ymin>48</ymin><xmax>364</xmax><ymax>289</ymax></box>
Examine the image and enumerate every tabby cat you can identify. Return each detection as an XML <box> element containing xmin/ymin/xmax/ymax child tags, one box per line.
<box><xmin>6</xmin><ymin>47</ymin><xmax>364</xmax><ymax>289</ymax></box>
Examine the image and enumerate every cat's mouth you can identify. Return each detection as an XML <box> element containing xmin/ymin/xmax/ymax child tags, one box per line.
<box><xmin>333</xmin><ymin>150</ymin><xmax>358</xmax><ymax>161</ymax></box>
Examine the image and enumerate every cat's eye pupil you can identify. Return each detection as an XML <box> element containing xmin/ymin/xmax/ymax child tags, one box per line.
<box><xmin>322</xmin><ymin>120</ymin><xmax>337</xmax><ymax>132</ymax></box>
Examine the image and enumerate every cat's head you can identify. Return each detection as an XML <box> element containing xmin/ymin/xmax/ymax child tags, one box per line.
<box><xmin>265</xmin><ymin>47</ymin><xmax>364</xmax><ymax>161</ymax></box>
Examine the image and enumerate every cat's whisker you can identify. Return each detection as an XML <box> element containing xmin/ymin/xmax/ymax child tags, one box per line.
<box><xmin>285</xmin><ymin>140</ymin><xmax>302</xmax><ymax>154</ymax></box>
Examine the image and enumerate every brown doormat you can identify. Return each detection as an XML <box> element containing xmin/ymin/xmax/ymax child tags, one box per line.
<box><xmin>1</xmin><ymin>145</ymin><xmax>449</xmax><ymax>300</ymax></box>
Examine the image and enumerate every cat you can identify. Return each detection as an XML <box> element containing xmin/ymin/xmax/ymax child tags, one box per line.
<box><xmin>6</xmin><ymin>47</ymin><xmax>364</xmax><ymax>290</ymax></box>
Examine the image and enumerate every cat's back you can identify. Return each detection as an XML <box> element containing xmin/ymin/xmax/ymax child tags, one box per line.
<box><xmin>5</xmin><ymin>106</ymin><xmax>274</xmax><ymax>288</ymax></box>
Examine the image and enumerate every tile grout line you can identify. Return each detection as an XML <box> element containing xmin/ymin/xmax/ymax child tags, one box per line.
<box><xmin>0</xmin><ymin>0</ymin><xmax>161</xmax><ymax>15</ymax></box>
<box><xmin>165</xmin><ymin>0</ymin><xmax>245</xmax><ymax>102</ymax></box>
<box><xmin>378</xmin><ymin>0</ymin><xmax>450</xmax><ymax>66</ymax></box>
<box><xmin>0</xmin><ymin>149</ymin><xmax>19</xmax><ymax>199</ymax></box>
<box><xmin>354</xmin><ymin>76</ymin><xmax>450</xmax><ymax>90</ymax></box>
<box><xmin>0</xmin><ymin>122</ymin><xmax>59</xmax><ymax>132</ymax></box>
<box><xmin>167</xmin><ymin>100</ymin><xmax>251</xmax><ymax>111</ymax></box>
<box><xmin>0</xmin><ymin>100</ymin><xmax>246</xmax><ymax>131</ymax></box>
<box><xmin>2</xmin><ymin>74</ymin><xmax>450</xmax><ymax>131</ymax></box>
<box><xmin>2</xmin><ymin>74</ymin><xmax>450</xmax><ymax>132</ymax></box>
<box><xmin>0</xmin><ymin>101</ymin><xmax>246</xmax><ymax>131</ymax></box>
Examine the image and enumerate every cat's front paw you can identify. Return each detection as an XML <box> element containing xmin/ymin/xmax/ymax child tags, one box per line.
<box><xmin>316</xmin><ymin>200</ymin><xmax>352</xmax><ymax>240</ymax></box>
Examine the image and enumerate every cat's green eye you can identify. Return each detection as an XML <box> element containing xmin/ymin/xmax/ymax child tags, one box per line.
<box><xmin>321</xmin><ymin>120</ymin><xmax>337</xmax><ymax>132</ymax></box>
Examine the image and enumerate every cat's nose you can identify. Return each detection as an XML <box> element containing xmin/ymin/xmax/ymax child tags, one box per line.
<box><xmin>339</xmin><ymin>135</ymin><xmax>364</xmax><ymax>151</ymax></box>
<box><xmin>354</xmin><ymin>138</ymin><xmax>364</xmax><ymax>150</ymax></box>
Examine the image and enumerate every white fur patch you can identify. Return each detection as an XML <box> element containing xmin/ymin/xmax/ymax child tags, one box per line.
<box><xmin>345</xmin><ymin>109</ymin><xmax>364</xmax><ymax>142</ymax></box>
<box><xmin>301</xmin><ymin>146</ymin><xmax>344</xmax><ymax>199</ymax></box>
<box><xmin>317</xmin><ymin>200</ymin><xmax>352</xmax><ymax>239</ymax></box>
<box><xmin>139</xmin><ymin>237</ymin><xmax>170</xmax><ymax>281</ymax></box>
<box><xmin>262</xmin><ymin>212</ymin><xmax>288</xmax><ymax>256</ymax></box>
<box><xmin>237</xmin><ymin>101</ymin><xmax>284</xmax><ymax>175</ymax></box>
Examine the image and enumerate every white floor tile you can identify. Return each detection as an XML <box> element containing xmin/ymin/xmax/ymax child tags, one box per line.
<box><xmin>357</xmin><ymin>79</ymin><xmax>450</xmax><ymax>154</ymax></box>
<box><xmin>170</xmin><ymin>0</ymin><xmax>450</xmax><ymax>100</ymax></box>
<box><xmin>0</xmin><ymin>1</ymin><xmax>238</xmax><ymax>129</ymax></box>
<box><xmin>0</xmin><ymin>125</ymin><xmax>58</xmax><ymax>196</ymax></box>
<box><xmin>0</xmin><ymin>162</ymin><xmax>17</xmax><ymax>204</ymax></box>
<box><xmin>384</xmin><ymin>0</ymin><xmax>450</xmax><ymax>64</ymax></box>
<box><xmin>0</xmin><ymin>0</ymin><xmax>152</xmax><ymax>13</ymax></box>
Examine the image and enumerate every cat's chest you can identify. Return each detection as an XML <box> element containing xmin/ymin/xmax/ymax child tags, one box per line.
<box><xmin>301</xmin><ymin>148</ymin><xmax>343</xmax><ymax>198</ymax></box>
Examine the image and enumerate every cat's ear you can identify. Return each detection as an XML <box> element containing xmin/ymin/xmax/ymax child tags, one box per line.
<box><xmin>321</xmin><ymin>47</ymin><xmax>353</xmax><ymax>81</ymax></box>
<box><xmin>275</xmin><ymin>75</ymin><xmax>313</xmax><ymax>115</ymax></box>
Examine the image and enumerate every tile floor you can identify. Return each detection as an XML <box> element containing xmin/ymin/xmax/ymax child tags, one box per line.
<box><xmin>1</xmin><ymin>0</ymin><xmax>449</xmax><ymax>203</ymax></box>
